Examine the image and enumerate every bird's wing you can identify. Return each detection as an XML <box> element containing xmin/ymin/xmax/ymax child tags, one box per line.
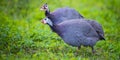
<box><xmin>57</xmin><ymin>20</ymin><xmax>99</xmax><ymax>41</ymax></box>
<box><xmin>86</xmin><ymin>20</ymin><xmax>105</xmax><ymax>40</ymax></box>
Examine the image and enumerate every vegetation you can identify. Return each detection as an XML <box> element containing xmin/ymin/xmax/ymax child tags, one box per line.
<box><xmin>0</xmin><ymin>0</ymin><xmax>120</xmax><ymax>60</ymax></box>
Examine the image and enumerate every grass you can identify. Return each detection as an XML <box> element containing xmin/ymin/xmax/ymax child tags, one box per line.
<box><xmin>0</xmin><ymin>0</ymin><xmax>120</xmax><ymax>60</ymax></box>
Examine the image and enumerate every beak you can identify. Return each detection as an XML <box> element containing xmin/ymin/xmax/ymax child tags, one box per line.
<box><xmin>40</xmin><ymin>8</ymin><xmax>44</xmax><ymax>10</ymax></box>
<box><xmin>41</xmin><ymin>19</ymin><xmax>46</xmax><ymax>24</ymax></box>
<box><xmin>40</xmin><ymin>6</ymin><xmax>43</xmax><ymax>10</ymax></box>
<box><xmin>40</xmin><ymin>6</ymin><xmax>45</xmax><ymax>11</ymax></box>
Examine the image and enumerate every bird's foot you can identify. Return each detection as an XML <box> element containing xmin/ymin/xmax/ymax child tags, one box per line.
<box><xmin>92</xmin><ymin>50</ymin><xmax>96</xmax><ymax>54</ymax></box>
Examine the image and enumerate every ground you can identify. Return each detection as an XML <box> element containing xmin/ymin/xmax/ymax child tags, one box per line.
<box><xmin>0</xmin><ymin>0</ymin><xmax>120</xmax><ymax>60</ymax></box>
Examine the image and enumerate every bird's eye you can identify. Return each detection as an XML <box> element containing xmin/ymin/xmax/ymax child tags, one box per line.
<box><xmin>45</xmin><ymin>6</ymin><xmax>47</xmax><ymax>8</ymax></box>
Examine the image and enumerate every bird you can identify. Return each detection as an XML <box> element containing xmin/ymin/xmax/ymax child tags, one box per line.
<box><xmin>40</xmin><ymin>3</ymin><xmax>105</xmax><ymax>40</ymax></box>
<box><xmin>40</xmin><ymin>3</ymin><xmax>84</xmax><ymax>24</ymax></box>
<box><xmin>41</xmin><ymin>17</ymin><xmax>102</xmax><ymax>53</ymax></box>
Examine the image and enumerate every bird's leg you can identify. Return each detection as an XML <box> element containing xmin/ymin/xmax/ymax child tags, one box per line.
<box><xmin>91</xmin><ymin>46</ymin><xmax>96</xmax><ymax>53</ymax></box>
<box><xmin>75</xmin><ymin>46</ymin><xmax>81</xmax><ymax>56</ymax></box>
<box><xmin>76</xmin><ymin>46</ymin><xmax>81</xmax><ymax>52</ymax></box>
<box><xmin>74</xmin><ymin>46</ymin><xmax>81</xmax><ymax>56</ymax></box>
<box><xmin>78</xmin><ymin>46</ymin><xmax>81</xmax><ymax>50</ymax></box>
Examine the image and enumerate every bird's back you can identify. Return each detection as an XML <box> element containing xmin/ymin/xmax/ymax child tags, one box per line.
<box><xmin>51</xmin><ymin>7</ymin><xmax>83</xmax><ymax>23</ymax></box>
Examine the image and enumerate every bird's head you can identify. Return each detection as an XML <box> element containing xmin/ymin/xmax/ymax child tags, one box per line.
<box><xmin>41</xmin><ymin>17</ymin><xmax>53</xmax><ymax>26</ymax></box>
<box><xmin>40</xmin><ymin>3</ymin><xmax>49</xmax><ymax>11</ymax></box>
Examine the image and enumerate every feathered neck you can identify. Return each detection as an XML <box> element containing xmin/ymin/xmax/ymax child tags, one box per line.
<box><xmin>45</xmin><ymin>8</ymin><xmax>50</xmax><ymax>17</ymax></box>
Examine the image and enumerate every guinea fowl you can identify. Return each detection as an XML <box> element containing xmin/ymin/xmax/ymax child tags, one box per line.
<box><xmin>41</xmin><ymin>17</ymin><xmax>102</xmax><ymax>53</ymax></box>
<box><xmin>41</xmin><ymin>6</ymin><xmax>105</xmax><ymax>53</ymax></box>
<box><xmin>40</xmin><ymin>3</ymin><xmax>105</xmax><ymax>40</ymax></box>
<box><xmin>40</xmin><ymin>3</ymin><xmax>84</xmax><ymax>24</ymax></box>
